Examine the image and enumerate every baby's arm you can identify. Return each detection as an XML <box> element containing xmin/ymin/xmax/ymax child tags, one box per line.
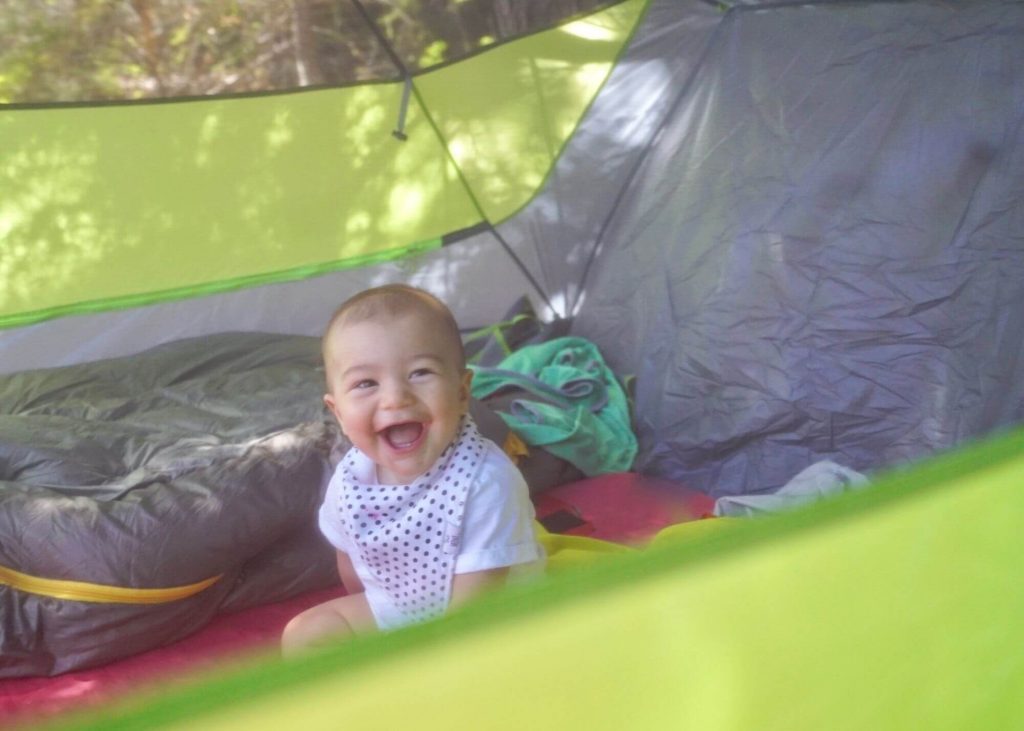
<box><xmin>450</xmin><ymin>567</ymin><xmax>509</xmax><ymax>608</ymax></box>
<box><xmin>447</xmin><ymin>445</ymin><xmax>541</xmax><ymax>613</ymax></box>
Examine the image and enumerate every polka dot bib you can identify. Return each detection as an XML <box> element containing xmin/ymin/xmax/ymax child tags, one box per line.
<box><xmin>336</xmin><ymin>416</ymin><xmax>486</xmax><ymax>626</ymax></box>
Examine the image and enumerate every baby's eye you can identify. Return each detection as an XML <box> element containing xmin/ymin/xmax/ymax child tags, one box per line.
<box><xmin>352</xmin><ymin>379</ymin><xmax>377</xmax><ymax>390</ymax></box>
<box><xmin>410</xmin><ymin>368</ymin><xmax>433</xmax><ymax>379</ymax></box>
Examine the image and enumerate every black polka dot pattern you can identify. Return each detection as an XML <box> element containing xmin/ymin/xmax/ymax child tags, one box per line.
<box><xmin>337</xmin><ymin>417</ymin><xmax>486</xmax><ymax>626</ymax></box>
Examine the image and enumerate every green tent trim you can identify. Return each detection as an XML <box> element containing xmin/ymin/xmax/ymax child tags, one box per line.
<box><xmin>0</xmin><ymin>237</ymin><xmax>441</xmax><ymax>330</ymax></box>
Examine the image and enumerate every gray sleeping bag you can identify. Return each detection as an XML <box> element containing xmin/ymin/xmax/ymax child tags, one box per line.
<box><xmin>0</xmin><ymin>332</ymin><xmax>342</xmax><ymax>677</ymax></box>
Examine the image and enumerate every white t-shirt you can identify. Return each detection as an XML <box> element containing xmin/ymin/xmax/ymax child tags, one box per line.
<box><xmin>318</xmin><ymin>438</ymin><xmax>543</xmax><ymax>630</ymax></box>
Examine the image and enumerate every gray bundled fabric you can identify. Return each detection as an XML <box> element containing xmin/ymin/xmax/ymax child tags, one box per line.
<box><xmin>572</xmin><ymin>0</ymin><xmax>1024</xmax><ymax>496</ymax></box>
<box><xmin>0</xmin><ymin>333</ymin><xmax>342</xmax><ymax>677</ymax></box>
<box><xmin>713</xmin><ymin>461</ymin><xmax>869</xmax><ymax>517</ymax></box>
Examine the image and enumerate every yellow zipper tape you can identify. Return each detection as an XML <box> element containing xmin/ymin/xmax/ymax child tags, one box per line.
<box><xmin>0</xmin><ymin>564</ymin><xmax>222</xmax><ymax>604</ymax></box>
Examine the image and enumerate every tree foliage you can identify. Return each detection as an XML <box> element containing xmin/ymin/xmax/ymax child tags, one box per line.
<box><xmin>0</xmin><ymin>0</ymin><xmax>615</xmax><ymax>104</ymax></box>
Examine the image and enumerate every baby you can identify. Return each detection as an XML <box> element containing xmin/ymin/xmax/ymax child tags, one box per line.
<box><xmin>282</xmin><ymin>284</ymin><xmax>543</xmax><ymax>655</ymax></box>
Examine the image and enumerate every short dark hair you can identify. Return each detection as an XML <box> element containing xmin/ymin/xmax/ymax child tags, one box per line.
<box><xmin>322</xmin><ymin>284</ymin><xmax>465</xmax><ymax>369</ymax></box>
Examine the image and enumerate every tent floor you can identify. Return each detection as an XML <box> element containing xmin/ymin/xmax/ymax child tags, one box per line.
<box><xmin>0</xmin><ymin>472</ymin><xmax>713</xmax><ymax>728</ymax></box>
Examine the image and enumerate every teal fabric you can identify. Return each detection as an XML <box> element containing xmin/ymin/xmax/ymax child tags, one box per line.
<box><xmin>470</xmin><ymin>337</ymin><xmax>637</xmax><ymax>476</ymax></box>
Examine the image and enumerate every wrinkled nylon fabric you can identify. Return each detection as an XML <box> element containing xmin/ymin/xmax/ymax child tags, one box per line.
<box><xmin>496</xmin><ymin>0</ymin><xmax>723</xmax><ymax>318</ymax></box>
<box><xmin>573</xmin><ymin>0</ymin><xmax>1024</xmax><ymax>495</ymax></box>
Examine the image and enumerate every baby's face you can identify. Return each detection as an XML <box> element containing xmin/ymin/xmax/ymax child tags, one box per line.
<box><xmin>323</xmin><ymin>311</ymin><xmax>471</xmax><ymax>484</ymax></box>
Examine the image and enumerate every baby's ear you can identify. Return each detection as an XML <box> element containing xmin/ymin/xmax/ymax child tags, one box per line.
<box><xmin>323</xmin><ymin>393</ymin><xmax>343</xmax><ymax>429</ymax></box>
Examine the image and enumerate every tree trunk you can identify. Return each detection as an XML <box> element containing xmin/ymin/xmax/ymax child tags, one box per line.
<box><xmin>291</xmin><ymin>0</ymin><xmax>326</xmax><ymax>86</ymax></box>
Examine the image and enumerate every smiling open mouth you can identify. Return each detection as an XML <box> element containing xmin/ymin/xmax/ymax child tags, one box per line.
<box><xmin>382</xmin><ymin>422</ymin><xmax>424</xmax><ymax>450</ymax></box>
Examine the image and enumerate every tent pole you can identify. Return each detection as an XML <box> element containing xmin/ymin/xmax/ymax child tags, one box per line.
<box><xmin>487</xmin><ymin>224</ymin><xmax>560</xmax><ymax>318</ymax></box>
<box><xmin>348</xmin><ymin>0</ymin><xmax>556</xmax><ymax>317</ymax></box>
<box><xmin>349</xmin><ymin>0</ymin><xmax>413</xmax><ymax>140</ymax></box>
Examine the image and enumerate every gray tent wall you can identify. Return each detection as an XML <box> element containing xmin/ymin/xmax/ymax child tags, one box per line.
<box><xmin>565</xmin><ymin>0</ymin><xmax>1024</xmax><ymax>495</ymax></box>
<box><xmin>492</xmin><ymin>1</ymin><xmax>724</xmax><ymax>317</ymax></box>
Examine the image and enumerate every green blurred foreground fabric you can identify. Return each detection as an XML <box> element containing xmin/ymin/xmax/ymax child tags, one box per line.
<box><xmin>470</xmin><ymin>336</ymin><xmax>637</xmax><ymax>475</ymax></box>
<box><xmin>50</xmin><ymin>426</ymin><xmax>1024</xmax><ymax>731</ymax></box>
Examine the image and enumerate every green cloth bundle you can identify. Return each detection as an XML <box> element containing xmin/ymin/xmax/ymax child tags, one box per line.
<box><xmin>470</xmin><ymin>337</ymin><xmax>637</xmax><ymax>476</ymax></box>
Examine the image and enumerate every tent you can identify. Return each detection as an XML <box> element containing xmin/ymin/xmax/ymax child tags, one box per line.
<box><xmin>2</xmin><ymin>0</ymin><xmax>1023</xmax><ymax>725</ymax></box>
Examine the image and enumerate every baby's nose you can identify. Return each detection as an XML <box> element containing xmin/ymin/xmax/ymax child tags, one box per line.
<box><xmin>381</xmin><ymin>379</ymin><xmax>414</xmax><ymax>408</ymax></box>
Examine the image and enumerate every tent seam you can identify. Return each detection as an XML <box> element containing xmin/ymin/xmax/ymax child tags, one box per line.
<box><xmin>571</xmin><ymin>0</ymin><xmax>732</xmax><ymax>315</ymax></box>
<box><xmin>488</xmin><ymin>0</ymin><xmax>656</xmax><ymax>233</ymax></box>
<box><xmin>406</xmin><ymin>74</ymin><xmax>558</xmax><ymax>315</ymax></box>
